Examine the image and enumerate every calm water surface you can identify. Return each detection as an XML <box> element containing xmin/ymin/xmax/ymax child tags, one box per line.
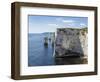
<box><xmin>28</xmin><ymin>33</ymin><xmax>55</xmax><ymax>66</ymax></box>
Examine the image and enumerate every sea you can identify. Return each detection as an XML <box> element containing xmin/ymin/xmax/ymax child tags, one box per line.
<box><xmin>28</xmin><ymin>33</ymin><xmax>55</xmax><ymax>66</ymax></box>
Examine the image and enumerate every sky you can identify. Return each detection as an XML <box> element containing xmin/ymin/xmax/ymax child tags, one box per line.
<box><xmin>28</xmin><ymin>15</ymin><xmax>88</xmax><ymax>33</ymax></box>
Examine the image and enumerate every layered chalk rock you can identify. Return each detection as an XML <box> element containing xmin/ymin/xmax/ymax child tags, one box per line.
<box><xmin>55</xmin><ymin>28</ymin><xmax>88</xmax><ymax>58</ymax></box>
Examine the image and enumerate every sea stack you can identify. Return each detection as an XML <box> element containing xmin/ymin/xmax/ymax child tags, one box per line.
<box><xmin>44</xmin><ymin>37</ymin><xmax>48</xmax><ymax>46</ymax></box>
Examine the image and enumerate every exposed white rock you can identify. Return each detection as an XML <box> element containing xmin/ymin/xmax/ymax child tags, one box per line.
<box><xmin>55</xmin><ymin>28</ymin><xmax>88</xmax><ymax>58</ymax></box>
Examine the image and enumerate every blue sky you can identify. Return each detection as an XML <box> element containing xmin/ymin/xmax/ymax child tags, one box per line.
<box><xmin>28</xmin><ymin>15</ymin><xmax>88</xmax><ymax>33</ymax></box>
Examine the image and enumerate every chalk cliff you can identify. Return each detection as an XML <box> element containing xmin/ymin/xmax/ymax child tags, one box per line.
<box><xmin>55</xmin><ymin>28</ymin><xmax>88</xmax><ymax>58</ymax></box>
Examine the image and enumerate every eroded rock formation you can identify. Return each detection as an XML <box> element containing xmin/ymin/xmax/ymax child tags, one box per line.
<box><xmin>55</xmin><ymin>28</ymin><xmax>88</xmax><ymax>58</ymax></box>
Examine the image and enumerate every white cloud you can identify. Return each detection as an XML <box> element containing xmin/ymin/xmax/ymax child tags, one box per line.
<box><xmin>56</xmin><ymin>18</ymin><xmax>74</xmax><ymax>23</ymax></box>
<box><xmin>62</xmin><ymin>20</ymin><xmax>74</xmax><ymax>23</ymax></box>
<box><xmin>65</xmin><ymin>23</ymin><xmax>75</xmax><ymax>27</ymax></box>
<box><xmin>48</xmin><ymin>23</ymin><xmax>58</xmax><ymax>26</ymax></box>
<box><xmin>80</xmin><ymin>23</ymin><xmax>86</xmax><ymax>27</ymax></box>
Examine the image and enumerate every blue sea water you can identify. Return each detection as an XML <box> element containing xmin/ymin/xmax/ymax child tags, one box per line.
<box><xmin>28</xmin><ymin>33</ymin><xmax>55</xmax><ymax>66</ymax></box>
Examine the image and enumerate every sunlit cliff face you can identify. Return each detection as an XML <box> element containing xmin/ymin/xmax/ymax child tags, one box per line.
<box><xmin>55</xmin><ymin>28</ymin><xmax>88</xmax><ymax>58</ymax></box>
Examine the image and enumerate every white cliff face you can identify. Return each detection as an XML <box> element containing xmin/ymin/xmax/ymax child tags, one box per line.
<box><xmin>55</xmin><ymin>28</ymin><xmax>88</xmax><ymax>57</ymax></box>
<box><xmin>79</xmin><ymin>30</ymin><xmax>88</xmax><ymax>58</ymax></box>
